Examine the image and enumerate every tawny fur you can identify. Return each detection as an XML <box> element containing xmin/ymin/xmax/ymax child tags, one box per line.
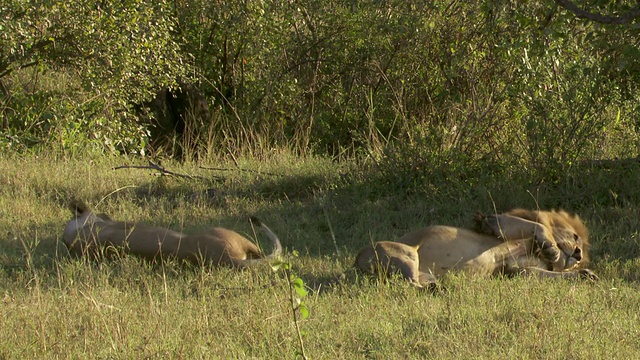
<box><xmin>63</xmin><ymin>200</ymin><xmax>282</xmax><ymax>267</ymax></box>
<box><xmin>355</xmin><ymin>209</ymin><xmax>597</xmax><ymax>287</ymax></box>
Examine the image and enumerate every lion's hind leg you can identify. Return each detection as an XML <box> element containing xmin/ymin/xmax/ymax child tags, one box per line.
<box><xmin>355</xmin><ymin>241</ymin><xmax>434</xmax><ymax>289</ymax></box>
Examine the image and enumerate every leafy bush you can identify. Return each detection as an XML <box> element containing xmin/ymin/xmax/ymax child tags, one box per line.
<box><xmin>0</xmin><ymin>0</ymin><xmax>188</xmax><ymax>154</ymax></box>
<box><xmin>1</xmin><ymin>0</ymin><xmax>639</xmax><ymax>180</ymax></box>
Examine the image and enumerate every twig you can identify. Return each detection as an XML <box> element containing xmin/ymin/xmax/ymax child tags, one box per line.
<box><xmin>283</xmin><ymin>266</ymin><xmax>308</xmax><ymax>360</ymax></box>
<box><xmin>113</xmin><ymin>160</ymin><xmax>207</xmax><ymax>180</ymax></box>
<box><xmin>322</xmin><ymin>200</ymin><xmax>339</xmax><ymax>255</ymax></box>
<box><xmin>199</xmin><ymin>166</ymin><xmax>282</xmax><ymax>177</ymax></box>
<box><xmin>580</xmin><ymin>156</ymin><xmax>640</xmax><ymax>170</ymax></box>
<box><xmin>227</xmin><ymin>148</ymin><xmax>240</xmax><ymax>168</ymax></box>
<box><xmin>554</xmin><ymin>0</ymin><xmax>640</xmax><ymax>25</ymax></box>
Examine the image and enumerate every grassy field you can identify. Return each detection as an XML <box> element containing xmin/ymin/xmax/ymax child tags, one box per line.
<box><xmin>1</xmin><ymin>152</ymin><xmax>640</xmax><ymax>359</ymax></box>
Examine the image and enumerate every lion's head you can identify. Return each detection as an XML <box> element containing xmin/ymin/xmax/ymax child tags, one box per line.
<box><xmin>505</xmin><ymin>209</ymin><xmax>590</xmax><ymax>272</ymax></box>
<box><xmin>550</xmin><ymin>225</ymin><xmax>588</xmax><ymax>271</ymax></box>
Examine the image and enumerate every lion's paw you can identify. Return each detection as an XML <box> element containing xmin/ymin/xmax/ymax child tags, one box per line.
<box><xmin>474</xmin><ymin>214</ymin><xmax>501</xmax><ymax>237</ymax></box>
<box><xmin>537</xmin><ymin>237</ymin><xmax>562</xmax><ymax>263</ymax></box>
<box><xmin>578</xmin><ymin>269</ymin><xmax>599</xmax><ymax>281</ymax></box>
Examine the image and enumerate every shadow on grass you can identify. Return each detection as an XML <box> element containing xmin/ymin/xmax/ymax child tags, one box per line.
<box><xmin>6</xmin><ymin>155</ymin><xmax>640</xmax><ymax>286</ymax></box>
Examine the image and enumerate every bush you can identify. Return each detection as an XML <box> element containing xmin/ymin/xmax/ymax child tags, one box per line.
<box><xmin>1</xmin><ymin>0</ymin><xmax>639</xmax><ymax>179</ymax></box>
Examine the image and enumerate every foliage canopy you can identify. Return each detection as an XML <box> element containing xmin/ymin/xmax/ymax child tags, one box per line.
<box><xmin>1</xmin><ymin>0</ymin><xmax>639</xmax><ymax>180</ymax></box>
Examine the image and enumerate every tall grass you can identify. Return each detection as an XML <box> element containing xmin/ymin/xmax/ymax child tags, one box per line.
<box><xmin>1</xmin><ymin>152</ymin><xmax>640</xmax><ymax>358</ymax></box>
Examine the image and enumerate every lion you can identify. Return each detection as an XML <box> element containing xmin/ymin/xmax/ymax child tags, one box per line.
<box><xmin>63</xmin><ymin>200</ymin><xmax>282</xmax><ymax>267</ymax></box>
<box><xmin>355</xmin><ymin>209</ymin><xmax>597</xmax><ymax>288</ymax></box>
<box><xmin>355</xmin><ymin>241</ymin><xmax>437</xmax><ymax>288</ymax></box>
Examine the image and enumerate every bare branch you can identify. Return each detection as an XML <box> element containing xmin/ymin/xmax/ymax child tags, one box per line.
<box><xmin>199</xmin><ymin>166</ymin><xmax>282</xmax><ymax>177</ymax></box>
<box><xmin>113</xmin><ymin>160</ymin><xmax>207</xmax><ymax>180</ymax></box>
<box><xmin>554</xmin><ymin>0</ymin><xmax>640</xmax><ymax>24</ymax></box>
<box><xmin>581</xmin><ymin>156</ymin><xmax>640</xmax><ymax>170</ymax></box>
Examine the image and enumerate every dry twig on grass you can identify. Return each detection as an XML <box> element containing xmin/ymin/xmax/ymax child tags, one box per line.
<box><xmin>199</xmin><ymin>166</ymin><xmax>282</xmax><ymax>177</ymax></box>
<box><xmin>113</xmin><ymin>160</ymin><xmax>209</xmax><ymax>180</ymax></box>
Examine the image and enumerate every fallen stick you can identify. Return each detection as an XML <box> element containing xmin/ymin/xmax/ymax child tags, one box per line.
<box><xmin>199</xmin><ymin>166</ymin><xmax>281</xmax><ymax>177</ymax></box>
<box><xmin>113</xmin><ymin>160</ymin><xmax>208</xmax><ymax>180</ymax></box>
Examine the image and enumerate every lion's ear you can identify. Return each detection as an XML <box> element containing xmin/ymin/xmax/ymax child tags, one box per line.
<box><xmin>68</xmin><ymin>199</ymin><xmax>90</xmax><ymax>216</ymax></box>
<box><xmin>97</xmin><ymin>213</ymin><xmax>112</xmax><ymax>221</ymax></box>
<box><xmin>473</xmin><ymin>212</ymin><xmax>486</xmax><ymax>224</ymax></box>
<box><xmin>473</xmin><ymin>212</ymin><xmax>492</xmax><ymax>234</ymax></box>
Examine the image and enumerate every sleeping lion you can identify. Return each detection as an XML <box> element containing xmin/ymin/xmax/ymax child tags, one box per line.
<box><xmin>355</xmin><ymin>209</ymin><xmax>598</xmax><ymax>288</ymax></box>
<box><xmin>63</xmin><ymin>200</ymin><xmax>282</xmax><ymax>267</ymax></box>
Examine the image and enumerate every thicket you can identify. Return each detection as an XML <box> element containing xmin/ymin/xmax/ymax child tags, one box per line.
<box><xmin>1</xmin><ymin>1</ymin><xmax>640</xmax><ymax>186</ymax></box>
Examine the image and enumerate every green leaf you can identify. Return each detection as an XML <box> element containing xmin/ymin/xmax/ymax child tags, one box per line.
<box><xmin>299</xmin><ymin>304</ymin><xmax>310</xmax><ymax>320</ymax></box>
<box><xmin>270</xmin><ymin>260</ymin><xmax>290</xmax><ymax>272</ymax></box>
<box><xmin>292</xmin><ymin>277</ymin><xmax>308</xmax><ymax>298</ymax></box>
<box><xmin>270</xmin><ymin>262</ymin><xmax>283</xmax><ymax>272</ymax></box>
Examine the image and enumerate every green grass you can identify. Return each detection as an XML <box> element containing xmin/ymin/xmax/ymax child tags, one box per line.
<box><xmin>1</xmin><ymin>152</ymin><xmax>640</xmax><ymax>359</ymax></box>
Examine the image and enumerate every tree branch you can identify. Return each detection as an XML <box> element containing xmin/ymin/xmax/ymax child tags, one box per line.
<box><xmin>554</xmin><ymin>0</ymin><xmax>640</xmax><ymax>24</ymax></box>
<box><xmin>199</xmin><ymin>166</ymin><xmax>281</xmax><ymax>177</ymax></box>
<box><xmin>113</xmin><ymin>160</ymin><xmax>207</xmax><ymax>180</ymax></box>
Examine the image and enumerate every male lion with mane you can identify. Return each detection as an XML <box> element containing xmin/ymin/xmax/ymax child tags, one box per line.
<box><xmin>355</xmin><ymin>209</ymin><xmax>598</xmax><ymax>288</ymax></box>
<box><xmin>63</xmin><ymin>200</ymin><xmax>282</xmax><ymax>267</ymax></box>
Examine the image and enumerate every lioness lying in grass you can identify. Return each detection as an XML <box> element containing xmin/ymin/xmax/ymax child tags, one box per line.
<box><xmin>355</xmin><ymin>209</ymin><xmax>598</xmax><ymax>288</ymax></box>
<box><xmin>63</xmin><ymin>200</ymin><xmax>282</xmax><ymax>267</ymax></box>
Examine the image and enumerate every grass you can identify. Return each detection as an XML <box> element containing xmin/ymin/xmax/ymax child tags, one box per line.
<box><xmin>1</xmin><ymin>151</ymin><xmax>640</xmax><ymax>359</ymax></box>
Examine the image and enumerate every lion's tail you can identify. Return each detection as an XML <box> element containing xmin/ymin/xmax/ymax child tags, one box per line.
<box><xmin>68</xmin><ymin>199</ymin><xmax>91</xmax><ymax>217</ymax></box>
<box><xmin>249</xmin><ymin>216</ymin><xmax>283</xmax><ymax>259</ymax></box>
